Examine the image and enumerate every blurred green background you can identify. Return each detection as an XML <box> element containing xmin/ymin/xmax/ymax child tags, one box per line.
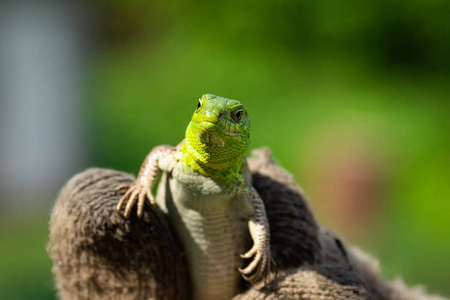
<box><xmin>0</xmin><ymin>0</ymin><xmax>449</xmax><ymax>299</ymax></box>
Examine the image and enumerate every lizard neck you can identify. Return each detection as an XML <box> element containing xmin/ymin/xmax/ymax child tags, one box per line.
<box><xmin>181</xmin><ymin>142</ymin><xmax>244</xmax><ymax>181</ymax></box>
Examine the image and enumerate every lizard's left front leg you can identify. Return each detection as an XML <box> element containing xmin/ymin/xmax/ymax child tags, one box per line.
<box><xmin>239</xmin><ymin>186</ymin><xmax>273</xmax><ymax>284</ymax></box>
<box><xmin>116</xmin><ymin>145</ymin><xmax>178</xmax><ymax>218</ymax></box>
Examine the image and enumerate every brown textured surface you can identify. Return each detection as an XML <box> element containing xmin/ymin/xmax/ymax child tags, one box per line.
<box><xmin>48</xmin><ymin>149</ymin><xmax>446</xmax><ymax>300</ymax></box>
<box><xmin>48</xmin><ymin>168</ymin><xmax>190</xmax><ymax>300</ymax></box>
<box><xmin>247</xmin><ymin>148</ymin><xmax>321</xmax><ymax>269</ymax></box>
<box><xmin>233</xmin><ymin>266</ymin><xmax>368</xmax><ymax>300</ymax></box>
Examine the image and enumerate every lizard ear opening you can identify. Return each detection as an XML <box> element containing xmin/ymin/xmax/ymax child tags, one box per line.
<box><xmin>233</xmin><ymin>109</ymin><xmax>244</xmax><ymax>123</ymax></box>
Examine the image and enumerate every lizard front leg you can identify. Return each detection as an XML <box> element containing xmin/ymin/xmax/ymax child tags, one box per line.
<box><xmin>116</xmin><ymin>145</ymin><xmax>178</xmax><ymax>218</ymax></box>
<box><xmin>239</xmin><ymin>186</ymin><xmax>273</xmax><ymax>284</ymax></box>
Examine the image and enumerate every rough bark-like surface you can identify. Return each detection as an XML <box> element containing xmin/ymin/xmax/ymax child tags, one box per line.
<box><xmin>233</xmin><ymin>266</ymin><xmax>369</xmax><ymax>300</ymax></box>
<box><xmin>247</xmin><ymin>148</ymin><xmax>321</xmax><ymax>270</ymax></box>
<box><xmin>48</xmin><ymin>148</ymin><xmax>447</xmax><ymax>300</ymax></box>
<box><xmin>47</xmin><ymin>168</ymin><xmax>190</xmax><ymax>300</ymax></box>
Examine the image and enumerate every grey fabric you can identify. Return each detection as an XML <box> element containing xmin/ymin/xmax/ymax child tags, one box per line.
<box><xmin>48</xmin><ymin>148</ymin><xmax>446</xmax><ymax>300</ymax></box>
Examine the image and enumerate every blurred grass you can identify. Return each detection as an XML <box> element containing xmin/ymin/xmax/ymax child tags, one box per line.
<box><xmin>0</xmin><ymin>206</ymin><xmax>55</xmax><ymax>299</ymax></box>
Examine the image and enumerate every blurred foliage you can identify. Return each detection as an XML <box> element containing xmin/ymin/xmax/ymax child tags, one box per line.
<box><xmin>0</xmin><ymin>207</ymin><xmax>54</xmax><ymax>300</ymax></box>
<box><xmin>2</xmin><ymin>0</ymin><xmax>449</xmax><ymax>298</ymax></box>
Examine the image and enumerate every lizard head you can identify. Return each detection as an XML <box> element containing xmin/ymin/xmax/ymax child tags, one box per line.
<box><xmin>185</xmin><ymin>94</ymin><xmax>250</xmax><ymax>170</ymax></box>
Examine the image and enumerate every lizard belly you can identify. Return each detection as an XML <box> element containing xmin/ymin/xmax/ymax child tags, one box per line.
<box><xmin>156</xmin><ymin>171</ymin><xmax>249</xmax><ymax>300</ymax></box>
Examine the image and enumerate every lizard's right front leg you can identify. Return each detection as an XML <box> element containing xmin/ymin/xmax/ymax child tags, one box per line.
<box><xmin>116</xmin><ymin>145</ymin><xmax>178</xmax><ymax>218</ymax></box>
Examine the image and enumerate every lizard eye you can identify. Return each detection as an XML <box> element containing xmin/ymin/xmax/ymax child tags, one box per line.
<box><xmin>196</xmin><ymin>100</ymin><xmax>202</xmax><ymax>111</ymax></box>
<box><xmin>233</xmin><ymin>110</ymin><xmax>244</xmax><ymax>123</ymax></box>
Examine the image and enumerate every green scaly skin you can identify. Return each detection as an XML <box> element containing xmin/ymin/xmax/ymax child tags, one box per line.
<box><xmin>116</xmin><ymin>94</ymin><xmax>273</xmax><ymax>300</ymax></box>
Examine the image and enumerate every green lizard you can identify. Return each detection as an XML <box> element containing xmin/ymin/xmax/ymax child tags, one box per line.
<box><xmin>116</xmin><ymin>94</ymin><xmax>273</xmax><ymax>300</ymax></box>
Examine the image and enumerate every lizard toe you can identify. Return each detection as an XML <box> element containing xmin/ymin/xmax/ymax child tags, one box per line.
<box><xmin>124</xmin><ymin>189</ymin><xmax>140</xmax><ymax>218</ymax></box>
<box><xmin>240</xmin><ymin>244</ymin><xmax>257</xmax><ymax>259</ymax></box>
<box><xmin>145</xmin><ymin>187</ymin><xmax>156</xmax><ymax>206</ymax></box>
<box><xmin>115</xmin><ymin>184</ymin><xmax>130</xmax><ymax>194</ymax></box>
<box><xmin>116</xmin><ymin>187</ymin><xmax>133</xmax><ymax>213</ymax></box>
<box><xmin>239</xmin><ymin>252</ymin><xmax>262</xmax><ymax>275</ymax></box>
<box><xmin>137</xmin><ymin>191</ymin><xmax>147</xmax><ymax>218</ymax></box>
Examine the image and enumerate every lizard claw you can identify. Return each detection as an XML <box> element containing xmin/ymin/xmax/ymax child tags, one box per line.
<box><xmin>239</xmin><ymin>244</ymin><xmax>272</xmax><ymax>284</ymax></box>
<box><xmin>116</xmin><ymin>182</ymin><xmax>155</xmax><ymax>218</ymax></box>
<box><xmin>115</xmin><ymin>184</ymin><xmax>130</xmax><ymax>194</ymax></box>
<box><xmin>240</xmin><ymin>244</ymin><xmax>257</xmax><ymax>259</ymax></box>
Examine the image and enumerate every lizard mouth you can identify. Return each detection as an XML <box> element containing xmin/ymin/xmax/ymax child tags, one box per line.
<box><xmin>195</xmin><ymin>121</ymin><xmax>242</xmax><ymax>146</ymax></box>
<box><xmin>198</xmin><ymin>121</ymin><xmax>241</xmax><ymax>136</ymax></box>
